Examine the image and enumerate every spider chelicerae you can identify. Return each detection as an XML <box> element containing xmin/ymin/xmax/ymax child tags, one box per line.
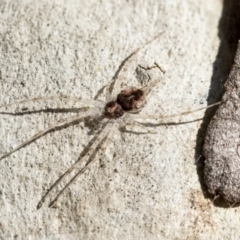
<box><xmin>0</xmin><ymin>33</ymin><xmax>220</xmax><ymax>208</ymax></box>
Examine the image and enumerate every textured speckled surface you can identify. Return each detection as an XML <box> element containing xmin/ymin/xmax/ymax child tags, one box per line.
<box><xmin>1</xmin><ymin>0</ymin><xmax>239</xmax><ymax>239</ymax></box>
<box><xmin>204</xmin><ymin>42</ymin><xmax>240</xmax><ymax>203</ymax></box>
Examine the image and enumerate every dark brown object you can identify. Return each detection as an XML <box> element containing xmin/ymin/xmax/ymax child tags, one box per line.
<box><xmin>104</xmin><ymin>87</ymin><xmax>146</xmax><ymax>118</ymax></box>
<box><xmin>117</xmin><ymin>87</ymin><xmax>145</xmax><ymax>111</ymax></box>
<box><xmin>203</xmin><ymin>40</ymin><xmax>240</xmax><ymax>203</ymax></box>
<box><xmin>104</xmin><ymin>101</ymin><xmax>124</xmax><ymax>119</ymax></box>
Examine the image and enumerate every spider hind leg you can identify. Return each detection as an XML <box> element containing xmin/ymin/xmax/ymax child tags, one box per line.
<box><xmin>37</xmin><ymin>121</ymin><xmax>117</xmax><ymax>209</ymax></box>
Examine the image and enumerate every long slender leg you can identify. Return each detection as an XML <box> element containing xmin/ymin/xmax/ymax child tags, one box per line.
<box><xmin>130</xmin><ymin>101</ymin><xmax>222</xmax><ymax>120</ymax></box>
<box><xmin>0</xmin><ymin>95</ymin><xmax>102</xmax><ymax>109</ymax></box>
<box><xmin>37</xmin><ymin>121</ymin><xmax>116</xmax><ymax>209</ymax></box>
<box><xmin>140</xmin><ymin>62</ymin><xmax>165</xmax><ymax>97</ymax></box>
<box><xmin>0</xmin><ymin>109</ymin><xmax>96</xmax><ymax>161</ymax></box>
<box><xmin>123</xmin><ymin>117</ymin><xmax>157</xmax><ymax>134</ymax></box>
<box><xmin>105</xmin><ymin>82</ymin><xmax>112</xmax><ymax>102</ymax></box>
<box><xmin>48</xmin><ymin>121</ymin><xmax>116</xmax><ymax>208</ymax></box>
<box><xmin>110</xmin><ymin>32</ymin><xmax>164</xmax><ymax>99</ymax></box>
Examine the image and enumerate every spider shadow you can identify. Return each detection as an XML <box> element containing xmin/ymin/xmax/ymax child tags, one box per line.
<box><xmin>1</xmin><ymin>107</ymin><xmax>101</xmax><ymax>144</ymax></box>
<box><xmin>195</xmin><ymin>0</ymin><xmax>240</xmax><ymax>208</ymax></box>
<box><xmin>0</xmin><ymin>107</ymin><xmax>89</xmax><ymax>116</ymax></box>
<box><xmin>37</xmin><ymin>121</ymin><xmax>108</xmax><ymax>209</ymax></box>
<box><xmin>0</xmin><ymin>107</ymin><xmax>94</xmax><ymax>159</ymax></box>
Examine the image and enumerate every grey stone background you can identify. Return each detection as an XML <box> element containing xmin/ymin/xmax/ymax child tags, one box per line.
<box><xmin>0</xmin><ymin>0</ymin><xmax>240</xmax><ymax>239</ymax></box>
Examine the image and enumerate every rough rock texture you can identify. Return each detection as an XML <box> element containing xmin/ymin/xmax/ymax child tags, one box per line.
<box><xmin>1</xmin><ymin>0</ymin><xmax>240</xmax><ymax>239</ymax></box>
<box><xmin>204</xmin><ymin>42</ymin><xmax>240</xmax><ymax>203</ymax></box>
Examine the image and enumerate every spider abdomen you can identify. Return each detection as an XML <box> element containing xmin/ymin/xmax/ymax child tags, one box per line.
<box><xmin>117</xmin><ymin>87</ymin><xmax>145</xmax><ymax>111</ymax></box>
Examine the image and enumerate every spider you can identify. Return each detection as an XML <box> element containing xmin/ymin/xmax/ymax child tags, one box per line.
<box><xmin>0</xmin><ymin>33</ymin><xmax>220</xmax><ymax>209</ymax></box>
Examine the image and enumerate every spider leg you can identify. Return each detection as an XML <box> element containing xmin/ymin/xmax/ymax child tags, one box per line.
<box><xmin>140</xmin><ymin>62</ymin><xmax>165</xmax><ymax>97</ymax></box>
<box><xmin>123</xmin><ymin>117</ymin><xmax>157</xmax><ymax>134</ymax></box>
<box><xmin>110</xmin><ymin>32</ymin><xmax>164</xmax><ymax>99</ymax></box>
<box><xmin>37</xmin><ymin>121</ymin><xmax>117</xmax><ymax>209</ymax></box>
<box><xmin>0</xmin><ymin>109</ymin><xmax>97</xmax><ymax>161</ymax></box>
<box><xmin>0</xmin><ymin>95</ymin><xmax>102</xmax><ymax>109</ymax></box>
<box><xmin>130</xmin><ymin>102</ymin><xmax>222</xmax><ymax>121</ymax></box>
<box><xmin>141</xmin><ymin>79</ymin><xmax>160</xmax><ymax>98</ymax></box>
<box><xmin>104</xmin><ymin>82</ymin><xmax>112</xmax><ymax>102</ymax></box>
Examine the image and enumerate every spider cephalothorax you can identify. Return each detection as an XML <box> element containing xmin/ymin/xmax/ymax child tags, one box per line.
<box><xmin>104</xmin><ymin>101</ymin><xmax>124</xmax><ymax>119</ymax></box>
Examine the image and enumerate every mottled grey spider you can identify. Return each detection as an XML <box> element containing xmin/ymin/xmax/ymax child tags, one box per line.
<box><xmin>0</xmin><ymin>33</ymin><xmax>220</xmax><ymax>208</ymax></box>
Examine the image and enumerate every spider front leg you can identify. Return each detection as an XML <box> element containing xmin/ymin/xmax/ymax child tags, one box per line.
<box><xmin>37</xmin><ymin>121</ymin><xmax>117</xmax><ymax>209</ymax></box>
<box><xmin>110</xmin><ymin>32</ymin><xmax>164</xmax><ymax>99</ymax></box>
<box><xmin>139</xmin><ymin>62</ymin><xmax>165</xmax><ymax>97</ymax></box>
<box><xmin>0</xmin><ymin>95</ymin><xmax>102</xmax><ymax>109</ymax></box>
<box><xmin>0</xmin><ymin>108</ymin><xmax>99</xmax><ymax>161</ymax></box>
